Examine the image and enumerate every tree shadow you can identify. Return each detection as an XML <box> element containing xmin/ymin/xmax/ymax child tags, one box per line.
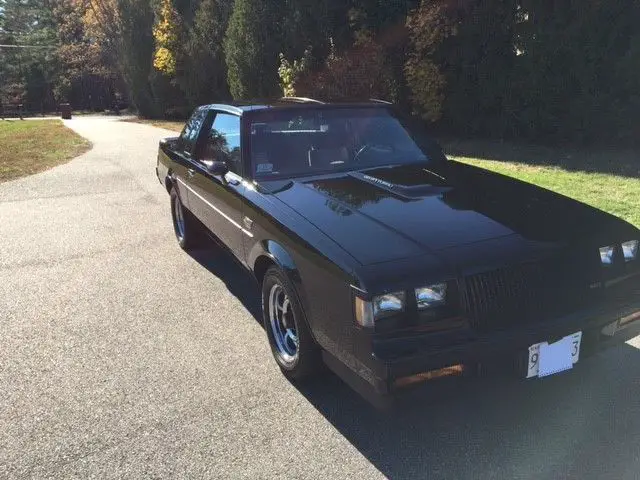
<box><xmin>440</xmin><ymin>137</ymin><xmax>640</xmax><ymax>179</ymax></box>
<box><xmin>294</xmin><ymin>343</ymin><xmax>640</xmax><ymax>479</ymax></box>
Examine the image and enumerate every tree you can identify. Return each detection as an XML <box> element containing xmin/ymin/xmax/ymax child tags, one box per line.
<box><xmin>179</xmin><ymin>0</ymin><xmax>232</xmax><ymax>107</ymax></box>
<box><xmin>53</xmin><ymin>0</ymin><xmax>123</xmax><ymax>110</ymax></box>
<box><xmin>440</xmin><ymin>0</ymin><xmax>518</xmax><ymax>136</ymax></box>
<box><xmin>289</xmin><ymin>37</ymin><xmax>395</xmax><ymax>100</ymax></box>
<box><xmin>153</xmin><ymin>0</ymin><xmax>181</xmax><ymax>76</ymax></box>
<box><xmin>509</xmin><ymin>0</ymin><xmax>640</xmax><ymax>142</ymax></box>
<box><xmin>404</xmin><ymin>0</ymin><xmax>452</xmax><ymax>122</ymax></box>
<box><xmin>0</xmin><ymin>0</ymin><xmax>59</xmax><ymax>111</ymax></box>
<box><xmin>85</xmin><ymin>0</ymin><xmax>158</xmax><ymax>116</ymax></box>
<box><xmin>224</xmin><ymin>0</ymin><xmax>284</xmax><ymax>99</ymax></box>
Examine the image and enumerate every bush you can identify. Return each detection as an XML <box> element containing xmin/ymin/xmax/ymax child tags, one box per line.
<box><xmin>278</xmin><ymin>49</ymin><xmax>312</xmax><ymax>97</ymax></box>
<box><xmin>294</xmin><ymin>37</ymin><xmax>395</xmax><ymax>101</ymax></box>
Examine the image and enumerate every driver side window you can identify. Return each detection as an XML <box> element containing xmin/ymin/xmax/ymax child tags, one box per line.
<box><xmin>200</xmin><ymin>113</ymin><xmax>242</xmax><ymax>174</ymax></box>
<box><xmin>178</xmin><ymin>108</ymin><xmax>208</xmax><ymax>155</ymax></box>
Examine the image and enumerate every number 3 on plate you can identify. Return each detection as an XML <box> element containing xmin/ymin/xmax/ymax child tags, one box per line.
<box><xmin>570</xmin><ymin>331</ymin><xmax>582</xmax><ymax>363</ymax></box>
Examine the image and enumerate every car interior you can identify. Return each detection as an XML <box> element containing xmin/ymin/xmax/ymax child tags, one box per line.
<box><xmin>251</xmin><ymin>123</ymin><xmax>352</xmax><ymax>175</ymax></box>
<box><xmin>249</xmin><ymin>112</ymin><xmax>424</xmax><ymax>178</ymax></box>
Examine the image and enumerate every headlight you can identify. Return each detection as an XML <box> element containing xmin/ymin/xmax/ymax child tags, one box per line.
<box><xmin>622</xmin><ymin>240</ymin><xmax>638</xmax><ymax>262</ymax></box>
<box><xmin>354</xmin><ymin>292</ymin><xmax>405</xmax><ymax>328</ymax></box>
<box><xmin>600</xmin><ymin>245</ymin><xmax>615</xmax><ymax>265</ymax></box>
<box><xmin>415</xmin><ymin>283</ymin><xmax>447</xmax><ymax>309</ymax></box>
<box><xmin>373</xmin><ymin>292</ymin><xmax>405</xmax><ymax>317</ymax></box>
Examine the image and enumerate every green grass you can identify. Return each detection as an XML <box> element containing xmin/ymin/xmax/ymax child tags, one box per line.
<box><xmin>443</xmin><ymin>140</ymin><xmax>640</xmax><ymax>228</ymax></box>
<box><xmin>0</xmin><ymin>120</ymin><xmax>91</xmax><ymax>182</ymax></box>
<box><xmin>121</xmin><ymin>117</ymin><xmax>184</xmax><ymax>132</ymax></box>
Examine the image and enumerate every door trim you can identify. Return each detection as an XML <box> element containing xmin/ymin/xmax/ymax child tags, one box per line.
<box><xmin>176</xmin><ymin>178</ymin><xmax>253</xmax><ymax>238</ymax></box>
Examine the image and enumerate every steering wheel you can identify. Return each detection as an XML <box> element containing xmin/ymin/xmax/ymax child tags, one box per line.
<box><xmin>353</xmin><ymin>143</ymin><xmax>394</xmax><ymax>162</ymax></box>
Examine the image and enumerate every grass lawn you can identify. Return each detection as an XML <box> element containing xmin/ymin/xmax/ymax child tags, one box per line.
<box><xmin>443</xmin><ymin>140</ymin><xmax>640</xmax><ymax>228</ymax></box>
<box><xmin>121</xmin><ymin>117</ymin><xmax>184</xmax><ymax>132</ymax></box>
<box><xmin>0</xmin><ymin>120</ymin><xmax>91</xmax><ymax>182</ymax></box>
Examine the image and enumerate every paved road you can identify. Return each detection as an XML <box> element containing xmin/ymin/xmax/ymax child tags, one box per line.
<box><xmin>1</xmin><ymin>116</ymin><xmax>639</xmax><ymax>479</ymax></box>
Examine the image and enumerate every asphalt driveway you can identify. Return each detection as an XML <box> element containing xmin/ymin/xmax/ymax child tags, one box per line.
<box><xmin>1</xmin><ymin>116</ymin><xmax>639</xmax><ymax>479</ymax></box>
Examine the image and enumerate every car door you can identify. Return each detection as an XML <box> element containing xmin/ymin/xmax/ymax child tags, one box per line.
<box><xmin>188</xmin><ymin>110</ymin><xmax>248</xmax><ymax>261</ymax></box>
<box><xmin>170</xmin><ymin>107</ymin><xmax>212</xmax><ymax>210</ymax></box>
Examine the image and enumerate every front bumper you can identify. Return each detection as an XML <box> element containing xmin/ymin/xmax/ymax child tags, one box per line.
<box><xmin>323</xmin><ymin>294</ymin><xmax>640</xmax><ymax>407</ymax></box>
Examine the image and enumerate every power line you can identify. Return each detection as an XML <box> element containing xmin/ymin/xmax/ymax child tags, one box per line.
<box><xmin>0</xmin><ymin>44</ymin><xmax>56</xmax><ymax>48</ymax></box>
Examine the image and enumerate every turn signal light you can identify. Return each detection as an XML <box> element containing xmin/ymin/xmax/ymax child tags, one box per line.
<box><xmin>620</xmin><ymin>311</ymin><xmax>640</xmax><ymax>327</ymax></box>
<box><xmin>393</xmin><ymin>364</ymin><xmax>464</xmax><ymax>389</ymax></box>
<box><xmin>354</xmin><ymin>296</ymin><xmax>374</xmax><ymax>328</ymax></box>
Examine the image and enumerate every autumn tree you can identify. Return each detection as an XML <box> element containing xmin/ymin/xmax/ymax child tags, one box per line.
<box><xmin>53</xmin><ymin>0</ymin><xmax>123</xmax><ymax>110</ymax></box>
<box><xmin>152</xmin><ymin>0</ymin><xmax>181</xmax><ymax>76</ymax></box>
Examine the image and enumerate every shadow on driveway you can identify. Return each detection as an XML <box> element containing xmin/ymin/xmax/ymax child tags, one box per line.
<box><xmin>294</xmin><ymin>344</ymin><xmax>640</xmax><ymax>479</ymax></box>
<box><xmin>186</xmin><ymin>238</ymin><xmax>262</xmax><ymax>325</ymax></box>
<box><xmin>188</xmin><ymin>238</ymin><xmax>640</xmax><ymax>479</ymax></box>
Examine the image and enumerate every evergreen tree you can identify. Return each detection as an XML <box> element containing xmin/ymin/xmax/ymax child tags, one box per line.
<box><xmin>180</xmin><ymin>0</ymin><xmax>232</xmax><ymax>107</ymax></box>
<box><xmin>224</xmin><ymin>0</ymin><xmax>283</xmax><ymax>99</ymax></box>
<box><xmin>0</xmin><ymin>0</ymin><xmax>59</xmax><ymax>111</ymax></box>
<box><xmin>85</xmin><ymin>0</ymin><xmax>158</xmax><ymax>116</ymax></box>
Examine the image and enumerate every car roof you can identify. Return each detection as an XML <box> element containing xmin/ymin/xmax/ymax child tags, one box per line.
<box><xmin>200</xmin><ymin>97</ymin><xmax>393</xmax><ymax>116</ymax></box>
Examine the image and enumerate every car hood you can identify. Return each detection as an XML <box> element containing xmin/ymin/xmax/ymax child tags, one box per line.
<box><xmin>263</xmin><ymin>162</ymin><xmax>635</xmax><ymax>266</ymax></box>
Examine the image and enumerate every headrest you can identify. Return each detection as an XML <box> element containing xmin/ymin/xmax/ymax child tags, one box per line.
<box><xmin>308</xmin><ymin>147</ymin><xmax>348</xmax><ymax>167</ymax></box>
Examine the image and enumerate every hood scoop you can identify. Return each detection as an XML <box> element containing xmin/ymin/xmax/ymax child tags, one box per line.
<box><xmin>349</xmin><ymin>164</ymin><xmax>451</xmax><ymax>199</ymax></box>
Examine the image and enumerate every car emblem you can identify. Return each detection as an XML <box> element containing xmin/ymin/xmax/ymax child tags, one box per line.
<box><xmin>362</xmin><ymin>174</ymin><xmax>394</xmax><ymax>189</ymax></box>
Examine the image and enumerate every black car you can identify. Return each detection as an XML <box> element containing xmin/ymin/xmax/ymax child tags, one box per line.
<box><xmin>156</xmin><ymin>98</ymin><xmax>640</xmax><ymax>403</ymax></box>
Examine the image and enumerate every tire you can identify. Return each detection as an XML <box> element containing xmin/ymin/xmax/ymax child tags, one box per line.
<box><xmin>170</xmin><ymin>186</ymin><xmax>199</xmax><ymax>250</ymax></box>
<box><xmin>262</xmin><ymin>266</ymin><xmax>323</xmax><ymax>380</ymax></box>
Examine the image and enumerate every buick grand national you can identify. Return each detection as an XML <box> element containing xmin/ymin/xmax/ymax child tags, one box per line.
<box><xmin>155</xmin><ymin>98</ymin><xmax>640</xmax><ymax>402</ymax></box>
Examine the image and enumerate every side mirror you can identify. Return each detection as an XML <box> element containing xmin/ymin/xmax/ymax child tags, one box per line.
<box><xmin>202</xmin><ymin>159</ymin><xmax>229</xmax><ymax>176</ymax></box>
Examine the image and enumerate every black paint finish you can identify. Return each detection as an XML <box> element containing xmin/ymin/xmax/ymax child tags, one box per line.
<box><xmin>157</xmin><ymin>101</ymin><xmax>640</xmax><ymax>401</ymax></box>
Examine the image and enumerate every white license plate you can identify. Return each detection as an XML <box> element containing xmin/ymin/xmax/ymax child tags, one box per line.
<box><xmin>527</xmin><ymin>331</ymin><xmax>582</xmax><ymax>379</ymax></box>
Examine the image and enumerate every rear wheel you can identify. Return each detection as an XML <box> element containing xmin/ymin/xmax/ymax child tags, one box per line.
<box><xmin>170</xmin><ymin>186</ymin><xmax>199</xmax><ymax>250</ymax></box>
<box><xmin>262</xmin><ymin>266</ymin><xmax>323</xmax><ymax>380</ymax></box>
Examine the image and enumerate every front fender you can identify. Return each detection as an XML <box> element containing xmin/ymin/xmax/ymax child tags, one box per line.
<box><xmin>248</xmin><ymin>240</ymin><xmax>312</xmax><ymax>327</ymax></box>
<box><xmin>248</xmin><ymin>238</ymin><xmax>366</xmax><ymax>365</ymax></box>
<box><xmin>249</xmin><ymin>239</ymin><xmax>301</xmax><ymax>283</ymax></box>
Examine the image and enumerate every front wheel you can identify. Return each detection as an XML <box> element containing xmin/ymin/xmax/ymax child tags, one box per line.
<box><xmin>262</xmin><ymin>266</ymin><xmax>323</xmax><ymax>380</ymax></box>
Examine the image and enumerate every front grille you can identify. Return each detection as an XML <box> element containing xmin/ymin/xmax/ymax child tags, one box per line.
<box><xmin>463</xmin><ymin>258</ymin><xmax>592</xmax><ymax>333</ymax></box>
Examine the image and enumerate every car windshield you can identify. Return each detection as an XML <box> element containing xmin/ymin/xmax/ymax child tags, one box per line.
<box><xmin>249</xmin><ymin>107</ymin><xmax>433</xmax><ymax>179</ymax></box>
